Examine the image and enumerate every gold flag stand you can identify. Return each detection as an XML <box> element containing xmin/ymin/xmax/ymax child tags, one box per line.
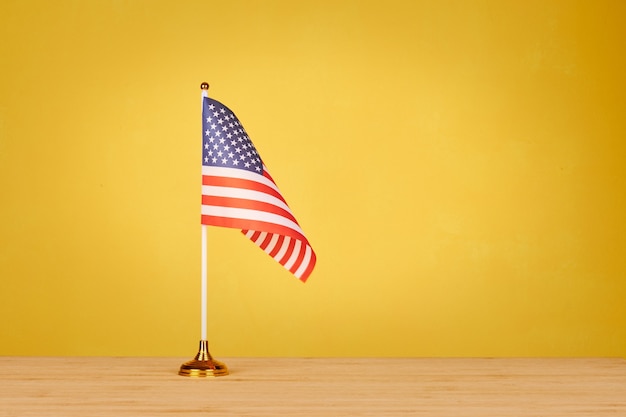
<box><xmin>179</xmin><ymin>340</ymin><xmax>228</xmax><ymax>377</ymax></box>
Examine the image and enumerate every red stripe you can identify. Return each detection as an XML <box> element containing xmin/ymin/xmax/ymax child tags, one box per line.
<box><xmin>297</xmin><ymin>251</ymin><xmax>316</xmax><ymax>282</ymax></box>
<box><xmin>268</xmin><ymin>235</ymin><xmax>285</xmax><ymax>258</ymax></box>
<box><xmin>288</xmin><ymin>242</ymin><xmax>307</xmax><ymax>276</ymax></box>
<box><xmin>202</xmin><ymin>175</ymin><xmax>286</xmax><ymax>205</ymax></box>
<box><xmin>280</xmin><ymin>238</ymin><xmax>297</xmax><ymax>263</ymax></box>
<box><xmin>262</xmin><ymin>169</ymin><xmax>276</xmax><ymax>183</ymax></box>
<box><xmin>259</xmin><ymin>232</ymin><xmax>273</xmax><ymax>249</ymax></box>
<box><xmin>201</xmin><ymin>215</ymin><xmax>309</xmax><ymax>244</ymax></box>
<box><xmin>201</xmin><ymin>195</ymin><xmax>298</xmax><ymax>225</ymax></box>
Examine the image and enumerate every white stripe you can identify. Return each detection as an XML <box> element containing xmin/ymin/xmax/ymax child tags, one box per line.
<box><xmin>263</xmin><ymin>233</ymin><xmax>280</xmax><ymax>254</ymax></box>
<box><xmin>202</xmin><ymin>165</ymin><xmax>280</xmax><ymax>194</ymax></box>
<box><xmin>245</xmin><ymin>230</ymin><xmax>255</xmax><ymax>239</ymax></box>
<box><xmin>283</xmin><ymin>239</ymin><xmax>302</xmax><ymax>271</ymax></box>
<box><xmin>274</xmin><ymin>236</ymin><xmax>291</xmax><ymax>263</ymax></box>
<box><xmin>294</xmin><ymin>245</ymin><xmax>313</xmax><ymax>278</ymax></box>
<box><xmin>201</xmin><ymin>205</ymin><xmax>305</xmax><ymax>236</ymax></box>
<box><xmin>253</xmin><ymin>231</ymin><xmax>268</xmax><ymax>245</ymax></box>
<box><xmin>202</xmin><ymin>185</ymin><xmax>292</xmax><ymax>214</ymax></box>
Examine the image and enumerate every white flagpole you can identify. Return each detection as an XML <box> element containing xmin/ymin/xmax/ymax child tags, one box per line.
<box><xmin>201</xmin><ymin>224</ymin><xmax>207</xmax><ymax>340</ymax></box>
<box><xmin>200</xmin><ymin>86</ymin><xmax>209</xmax><ymax>342</ymax></box>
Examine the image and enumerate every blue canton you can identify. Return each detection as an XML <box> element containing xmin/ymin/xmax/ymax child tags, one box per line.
<box><xmin>202</xmin><ymin>97</ymin><xmax>262</xmax><ymax>173</ymax></box>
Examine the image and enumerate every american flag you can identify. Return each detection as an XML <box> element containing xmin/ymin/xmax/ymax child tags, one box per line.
<box><xmin>200</xmin><ymin>93</ymin><xmax>316</xmax><ymax>282</ymax></box>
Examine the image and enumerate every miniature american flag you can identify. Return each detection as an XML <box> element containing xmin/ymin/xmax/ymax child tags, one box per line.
<box><xmin>200</xmin><ymin>94</ymin><xmax>316</xmax><ymax>282</ymax></box>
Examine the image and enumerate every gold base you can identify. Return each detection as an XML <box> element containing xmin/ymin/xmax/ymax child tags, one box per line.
<box><xmin>178</xmin><ymin>340</ymin><xmax>229</xmax><ymax>377</ymax></box>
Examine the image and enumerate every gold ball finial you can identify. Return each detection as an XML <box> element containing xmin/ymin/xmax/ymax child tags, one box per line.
<box><xmin>200</xmin><ymin>82</ymin><xmax>209</xmax><ymax>90</ymax></box>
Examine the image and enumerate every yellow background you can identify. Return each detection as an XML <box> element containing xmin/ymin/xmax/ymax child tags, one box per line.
<box><xmin>1</xmin><ymin>0</ymin><xmax>625</xmax><ymax>357</ymax></box>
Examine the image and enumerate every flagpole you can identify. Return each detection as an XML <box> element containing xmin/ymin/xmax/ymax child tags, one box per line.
<box><xmin>200</xmin><ymin>84</ymin><xmax>209</xmax><ymax>342</ymax></box>
<box><xmin>178</xmin><ymin>82</ymin><xmax>228</xmax><ymax>377</ymax></box>
<box><xmin>201</xmin><ymin>224</ymin><xmax>207</xmax><ymax>341</ymax></box>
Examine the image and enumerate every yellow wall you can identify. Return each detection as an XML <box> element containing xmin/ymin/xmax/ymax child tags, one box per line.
<box><xmin>1</xmin><ymin>0</ymin><xmax>625</xmax><ymax>357</ymax></box>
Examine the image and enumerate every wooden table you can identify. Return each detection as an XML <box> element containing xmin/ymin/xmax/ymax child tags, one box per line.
<box><xmin>1</xmin><ymin>357</ymin><xmax>625</xmax><ymax>416</ymax></box>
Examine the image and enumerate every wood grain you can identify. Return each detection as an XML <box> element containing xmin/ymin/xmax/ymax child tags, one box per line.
<box><xmin>1</xmin><ymin>357</ymin><xmax>625</xmax><ymax>416</ymax></box>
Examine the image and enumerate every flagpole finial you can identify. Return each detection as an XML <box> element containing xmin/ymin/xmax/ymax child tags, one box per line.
<box><xmin>200</xmin><ymin>82</ymin><xmax>209</xmax><ymax>90</ymax></box>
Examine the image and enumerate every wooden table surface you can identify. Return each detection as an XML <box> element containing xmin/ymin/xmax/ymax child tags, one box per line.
<box><xmin>1</xmin><ymin>357</ymin><xmax>625</xmax><ymax>416</ymax></box>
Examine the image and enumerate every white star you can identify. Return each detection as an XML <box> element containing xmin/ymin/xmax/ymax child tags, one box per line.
<box><xmin>221</xmin><ymin>158</ymin><xmax>228</xmax><ymax>164</ymax></box>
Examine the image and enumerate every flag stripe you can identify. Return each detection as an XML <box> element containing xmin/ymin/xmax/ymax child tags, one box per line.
<box><xmin>259</xmin><ymin>232</ymin><xmax>273</xmax><ymax>249</ymax></box>
<box><xmin>202</xmin><ymin>175</ymin><xmax>287</xmax><ymax>206</ymax></box>
<box><xmin>202</xmin><ymin>195</ymin><xmax>298</xmax><ymax>226</ymax></box>
<box><xmin>267</xmin><ymin>234</ymin><xmax>285</xmax><ymax>258</ymax></box>
<box><xmin>289</xmin><ymin>241</ymin><xmax>308</xmax><ymax>275</ymax></box>
<box><xmin>203</xmin><ymin>166</ymin><xmax>281</xmax><ymax>194</ymax></box>
<box><xmin>202</xmin><ymin>214</ymin><xmax>308</xmax><ymax>245</ymax></box>
<box><xmin>294</xmin><ymin>245</ymin><xmax>314</xmax><ymax>281</ymax></box>
<box><xmin>201</xmin><ymin>184</ymin><xmax>295</xmax><ymax>221</ymax></box>
<box><xmin>263</xmin><ymin>233</ymin><xmax>280</xmax><ymax>254</ymax></box>
<box><xmin>247</xmin><ymin>230</ymin><xmax>264</xmax><ymax>244</ymax></box>
<box><xmin>283</xmin><ymin>239</ymin><xmax>301</xmax><ymax>271</ymax></box>
<box><xmin>201</xmin><ymin>204</ymin><xmax>307</xmax><ymax>242</ymax></box>
<box><xmin>274</xmin><ymin>236</ymin><xmax>292</xmax><ymax>263</ymax></box>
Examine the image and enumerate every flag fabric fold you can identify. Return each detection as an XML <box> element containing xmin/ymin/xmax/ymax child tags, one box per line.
<box><xmin>200</xmin><ymin>93</ymin><xmax>316</xmax><ymax>282</ymax></box>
